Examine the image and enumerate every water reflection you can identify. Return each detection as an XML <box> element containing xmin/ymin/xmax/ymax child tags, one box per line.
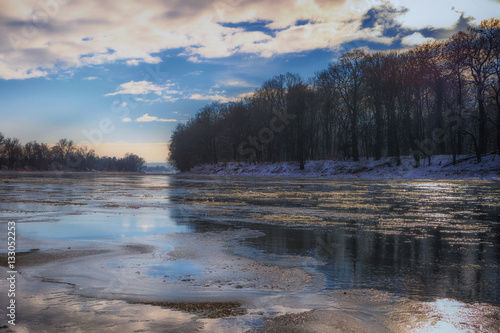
<box><xmin>2</xmin><ymin>173</ymin><xmax>499</xmax><ymax>308</ymax></box>
<box><xmin>147</xmin><ymin>261</ymin><xmax>204</xmax><ymax>279</ymax></box>
<box><xmin>17</xmin><ymin>213</ymin><xmax>189</xmax><ymax>240</ymax></box>
<box><xmin>167</xmin><ymin>176</ymin><xmax>500</xmax><ymax>306</ymax></box>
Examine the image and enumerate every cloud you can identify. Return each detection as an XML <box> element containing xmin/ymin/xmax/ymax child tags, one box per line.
<box><xmin>106</xmin><ymin>80</ymin><xmax>181</xmax><ymax>102</ymax></box>
<box><xmin>187</xmin><ymin>56</ymin><xmax>203</xmax><ymax>63</ymax></box>
<box><xmin>135</xmin><ymin>113</ymin><xmax>177</xmax><ymax>122</ymax></box>
<box><xmin>238</xmin><ymin>92</ymin><xmax>256</xmax><ymax>99</ymax></box>
<box><xmin>393</xmin><ymin>0</ymin><xmax>496</xmax><ymax>29</ymax></box>
<box><xmin>1</xmin><ymin>0</ymin><xmax>499</xmax><ymax>79</ymax></box>
<box><xmin>162</xmin><ymin>95</ymin><xmax>179</xmax><ymax>102</ymax></box>
<box><xmin>220</xmin><ymin>80</ymin><xmax>256</xmax><ymax>88</ymax></box>
<box><xmin>188</xmin><ymin>93</ymin><xmax>239</xmax><ymax>103</ymax></box>
<box><xmin>122</xmin><ymin>113</ymin><xmax>177</xmax><ymax>122</ymax></box>
<box><xmin>0</xmin><ymin>60</ymin><xmax>49</xmax><ymax>80</ymax></box>
<box><xmin>127</xmin><ymin>56</ymin><xmax>161</xmax><ymax>66</ymax></box>
<box><xmin>83</xmin><ymin>76</ymin><xmax>98</xmax><ymax>80</ymax></box>
<box><xmin>106</xmin><ymin>81</ymin><xmax>170</xmax><ymax>96</ymax></box>
<box><xmin>401</xmin><ymin>32</ymin><xmax>435</xmax><ymax>46</ymax></box>
<box><xmin>126</xmin><ymin>59</ymin><xmax>140</xmax><ymax>66</ymax></box>
<box><xmin>186</xmin><ymin>71</ymin><xmax>203</xmax><ymax>76</ymax></box>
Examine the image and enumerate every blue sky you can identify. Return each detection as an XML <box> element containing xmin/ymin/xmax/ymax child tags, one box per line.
<box><xmin>0</xmin><ymin>0</ymin><xmax>499</xmax><ymax>162</ymax></box>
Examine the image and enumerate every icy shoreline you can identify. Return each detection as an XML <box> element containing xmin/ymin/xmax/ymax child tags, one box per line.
<box><xmin>187</xmin><ymin>154</ymin><xmax>500</xmax><ymax>180</ymax></box>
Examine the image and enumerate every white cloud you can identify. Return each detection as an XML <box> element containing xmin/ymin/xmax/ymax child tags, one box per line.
<box><xmin>127</xmin><ymin>56</ymin><xmax>161</xmax><ymax>66</ymax></box>
<box><xmin>1</xmin><ymin>0</ymin><xmax>499</xmax><ymax>79</ymax></box>
<box><xmin>220</xmin><ymin>80</ymin><xmax>256</xmax><ymax>88</ymax></box>
<box><xmin>144</xmin><ymin>56</ymin><xmax>161</xmax><ymax>64</ymax></box>
<box><xmin>238</xmin><ymin>92</ymin><xmax>256</xmax><ymax>99</ymax></box>
<box><xmin>391</xmin><ymin>0</ymin><xmax>499</xmax><ymax>29</ymax></box>
<box><xmin>0</xmin><ymin>60</ymin><xmax>48</xmax><ymax>80</ymax></box>
<box><xmin>106</xmin><ymin>81</ymin><xmax>170</xmax><ymax>96</ymax></box>
<box><xmin>401</xmin><ymin>32</ymin><xmax>435</xmax><ymax>46</ymax></box>
<box><xmin>134</xmin><ymin>97</ymin><xmax>162</xmax><ymax>104</ymax></box>
<box><xmin>135</xmin><ymin>113</ymin><xmax>177</xmax><ymax>122</ymax></box>
<box><xmin>187</xmin><ymin>56</ymin><xmax>203</xmax><ymax>63</ymax></box>
<box><xmin>126</xmin><ymin>59</ymin><xmax>140</xmax><ymax>66</ymax></box>
<box><xmin>187</xmin><ymin>71</ymin><xmax>203</xmax><ymax>76</ymax></box>
<box><xmin>163</xmin><ymin>95</ymin><xmax>179</xmax><ymax>102</ymax></box>
<box><xmin>106</xmin><ymin>81</ymin><xmax>181</xmax><ymax>103</ymax></box>
<box><xmin>83</xmin><ymin>76</ymin><xmax>98</xmax><ymax>80</ymax></box>
<box><xmin>122</xmin><ymin>117</ymin><xmax>132</xmax><ymax>122</ymax></box>
<box><xmin>189</xmin><ymin>93</ymin><xmax>239</xmax><ymax>103</ymax></box>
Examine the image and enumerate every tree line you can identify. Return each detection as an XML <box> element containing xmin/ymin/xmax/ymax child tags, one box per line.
<box><xmin>169</xmin><ymin>19</ymin><xmax>500</xmax><ymax>171</ymax></box>
<box><xmin>0</xmin><ymin>135</ymin><xmax>146</xmax><ymax>172</ymax></box>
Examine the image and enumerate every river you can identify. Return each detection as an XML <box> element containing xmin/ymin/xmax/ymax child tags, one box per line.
<box><xmin>0</xmin><ymin>173</ymin><xmax>499</xmax><ymax>332</ymax></box>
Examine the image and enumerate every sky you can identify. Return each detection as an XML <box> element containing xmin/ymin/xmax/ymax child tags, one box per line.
<box><xmin>0</xmin><ymin>0</ymin><xmax>499</xmax><ymax>162</ymax></box>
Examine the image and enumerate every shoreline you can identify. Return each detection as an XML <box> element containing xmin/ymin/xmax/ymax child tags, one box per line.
<box><xmin>0</xmin><ymin>170</ymin><xmax>148</xmax><ymax>176</ymax></box>
<box><xmin>185</xmin><ymin>154</ymin><xmax>500</xmax><ymax>180</ymax></box>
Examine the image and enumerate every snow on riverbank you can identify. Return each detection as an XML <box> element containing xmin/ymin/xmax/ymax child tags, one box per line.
<box><xmin>188</xmin><ymin>154</ymin><xmax>499</xmax><ymax>179</ymax></box>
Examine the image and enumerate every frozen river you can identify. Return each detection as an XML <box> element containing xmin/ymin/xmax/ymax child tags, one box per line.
<box><xmin>1</xmin><ymin>173</ymin><xmax>499</xmax><ymax>332</ymax></box>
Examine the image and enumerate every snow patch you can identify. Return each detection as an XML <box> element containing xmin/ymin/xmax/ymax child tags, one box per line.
<box><xmin>187</xmin><ymin>154</ymin><xmax>500</xmax><ymax>180</ymax></box>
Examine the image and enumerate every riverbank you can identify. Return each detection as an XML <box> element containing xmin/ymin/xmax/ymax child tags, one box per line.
<box><xmin>187</xmin><ymin>154</ymin><xmax>499</xmax><ymax>179</ymax></box>
<box><xmin>0</xmin><ymin>170</ymin><xmax>146</xmax><ymax>176</ymax></box>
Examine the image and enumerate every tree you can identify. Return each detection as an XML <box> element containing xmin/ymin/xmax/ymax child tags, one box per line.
<box><xmin>445</xmin><ymin>31</ymin><xmax>470</xmax><ymax>161</ymax></box>
<box><xmin>71</xmin><ymin>146</ymin><xmax>96</xmax><ymax>171</ymax></box>
<box><xmin>463</xmin><ymin>19</ymin><xmax>499</xmax><ymax>154</ymax></box>
<box><xmin>51</xmin><ymin>138</ymin><xmax>75</xmax><ymax>169</ymax></box>
<box><xmin>0</xmin><ymin>132</ymin><xmax>5</xmax><ymax>167</ymax></box>
<box><xmin>4</xmin><ymin>138</ymin><xmax>22</xmax><ymax>169</ymax></box>
<box><xmin>34</xmin><ymin>142</ymin><xmax>51</xmax><ymax>170</ymax></box>
<box><xmin>364</xmin><ymin>52</ymin><xmax>387</xmax><ymax>160</ymax></box>
<box><xmin>314</xmin><ymin>70</ymin><xmax>338</xmax><ymax>159</ymax></box>
<box><xmin>326</xmin><ymin>50</ymin><xmax>366</xmax><ymax>161</ymax></box>
<box><xmin>380</xmin><ymin>52</ymin><xmax>402</xmax><ymax>164</ymax></box>
<box><xmin>24</xmin><ymin>141</ymin><xmax>37</xmax><ymax>170</ymax></box>
<box><xmin>480</xmin><ymin>19</ymin><xmax>500</xmax><ymax>154</ymax></box>
<box><xmin>285</xmin><ymin>73</ymin><xmax>309</xmax><ymax>169</ymax></box>
<box><xmin>120</xmin><ymin>153</ymin><xmax>146</xmax><ymax>171</ymax></box>
<box><xmin>169</xmin><ymin>123</ymin><xmax>196</xmax><ymax>171</ymax></box>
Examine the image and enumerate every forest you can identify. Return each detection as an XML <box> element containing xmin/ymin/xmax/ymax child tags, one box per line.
<box><xmin>0</xmin><ymin>136</ymin><xmax>146</xmax><ymax>172</ymax></box>
<box><xmin>169</xmin><ymin>19</ymin><xmax>500</xmax><ymax>171</ymax></box>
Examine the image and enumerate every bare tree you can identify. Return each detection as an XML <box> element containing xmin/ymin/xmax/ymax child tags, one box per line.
<box><xmin>463</xmin><ymin>19</ymin><xmax>499</xmax><ymax>154</ymax></box>
<box><xmin>445</xmin><ymin>31</ymin><xmax>470</xmax><ymax>161</ymax></box>
<box><xmin>326</xmin><ymin>50</ymin><xmax>366</xmax><ymax>161</ymax></box>
<box><xmin>364</xmin><ymin>52</ymin><xmax>386</xmax><ymax>160</ymax></box>
<box><xmin>4</xmin><ymin>138</ymin><xmax>22</xmax><ymax>170</ymax></box>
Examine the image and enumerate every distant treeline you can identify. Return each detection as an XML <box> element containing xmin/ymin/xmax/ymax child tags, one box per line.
<box><xmin>169</xmin><ymin>19</ymin><xmax>500</xmax><ymax>171</ymax></box>
<box><xmin>0</xmin><ymin>135</ymin><xmax>146</xmax><ymax>172</ymax></box>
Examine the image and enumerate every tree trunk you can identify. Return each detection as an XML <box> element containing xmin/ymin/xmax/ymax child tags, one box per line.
<box><xmin>374</xmin><ymin>99</ymin><xmax>383</xmax><ymax>160</ymax></box>
<box><xmin>434</xmin><ymin>80</ymin><xmax>445</xmax><ymax>154</ymax></box>
<box><xmin>478</xmin><ymin>86</ymin><xmax>487</xmax><ymax>154</ymax></box>
<box><xmin>457</xmin><ymin>76</ymin><xmax>464</xmax><ymax>155</ymax></box>
<box><xmin>496</xmin><ymin>89</ymin><xmax>500</xmax><ymax>154</ymax></box>
<box><xmin>351</xmin><ymin>110</ymin><xmax>359</xmax><ymax>161</ymax></box>
<box><xmin>386</xmin><ymin>97</ymin><xmax>400</xmax><ymax>164</ymax></box>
